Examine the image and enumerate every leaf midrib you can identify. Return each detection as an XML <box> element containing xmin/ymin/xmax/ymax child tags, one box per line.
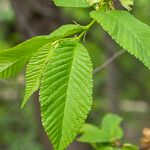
<box><xmin>58</xmin><ymin>42</ymin><xmax>78</xmax><ymax>149</ymax></box>
<box><xmin>106</xmin><ymin>11</ymin><xmax>144</xmax><ymax>52</ymax></box>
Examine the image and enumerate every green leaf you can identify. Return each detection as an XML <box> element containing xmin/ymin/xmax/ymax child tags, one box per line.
<box><xmin>78</xmin><ymin>114</ymin><xmax>123</xmax><ymax>143</ymax></box>
<box><xmin>21</xmin><ymin>24</ymin><xmax>83</xmax><ymax>107</ymax></box>
<box><xmin>78</xmin><ymin>130</ymin><xmax>102</xmax><ymax>143</ymax></box>
<box><xmin>101</xmin><ymin>114</ymin><xmax>123</xmax><ymax>129</ymax></box>
<box><xmin>80</xmin><ymin>123</ymin><xmax>101</xmax><ymax>133</ymax></box>
<box><xmin>40</xmin><ymin>39</ymin><xmax>93</xmax><ymax>150</ymax></box>
<box><xmin>0</xmin><ymin>24</ymin><xmax>83</xmax><ymax>79</ymax></box>
<box><xmin>21</xmin><ymin>43</ymin><xmax>53</xmax><ymax>108</ymax></box>
<box><xmin>49</xmin><ymin>24</ymin><xmax>84</xmax><ymax>41</ymax></box>
<box><xmin>53</xmin><ymin>0</ymin><xmax>90</xmax><ymax>8</ymax></box>
<box><xmin>101</xmin><ymin>114</ymin><xmax>123</xmax><ymax>141</ymax></box>
<box><xmin>0</xmin><ymin>36</ymin><xmax>51</xmax><ymax>79</ymax></box>
<box><xmin>90</xmin><ymin>10</ymin><xmax>150</xmax><ymax>70</ymax></box>
<box><xmin>78</xmin><ymin>123</ymin><xmax>102</xmax><ymax>143</ymax></box>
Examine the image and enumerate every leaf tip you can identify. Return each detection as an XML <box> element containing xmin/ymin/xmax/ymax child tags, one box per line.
<box><xmin>21</xmin><ymin>102</ymin><xmax>25</xmax><ymax>109</ymax></box>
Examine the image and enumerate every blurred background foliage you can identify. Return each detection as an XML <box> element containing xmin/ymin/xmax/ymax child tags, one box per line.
<box><xmin>0</xmin><ymin>0</ymin><xmax>150</xmax><ymax>150</ymax></box>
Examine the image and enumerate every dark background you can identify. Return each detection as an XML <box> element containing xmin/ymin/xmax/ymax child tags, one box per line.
<box><xmin>0</xmin><ymin>0</ymin><xmax>150</xmax><ymax>149</ymax></box>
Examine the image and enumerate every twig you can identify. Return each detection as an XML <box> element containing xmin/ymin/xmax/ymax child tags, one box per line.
<box><xmin>93</xmin><ymin>49</ymin><xmax>126</xmax><ymax>75</ymax></box>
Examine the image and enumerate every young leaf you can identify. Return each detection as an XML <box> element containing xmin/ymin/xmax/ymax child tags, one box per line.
<box><xmin>101</xmin><ymin>114</ymin><xmax>123</xmax><ymax>141</ymax></box>
<box><xmin>80</xmin><ymin>123</ymin><xmax>101</xmax><ymax>133</ymax></box>
<box><xmin>0</xmin><ymin>36</ymin><xmax>51</xmax><ymax>79</ymax></box>
<box><xmin>53</xmin><ymin>0</ymin><xmax>90</xmax><ymax>8</ymax></box>
<box><xmin>78</xmin><ymin>114</ymin><xmax>123</xmax><ymax>143</ymax></box>
<box><xmin>87</xmin><ymin>0</ymin><xmax>101</xmax><ymax>6</ymax></box>
<box><xmin>78</xmin><ymin>130</ymin><xmax>103</xmax><ymax>143</ymax></box>
<box><xmin>78</xmin><ymin>124</ymin><xmax>102</xmax><ymax>143</ymax></box>
<box><xmin>40</xmin><ymin>39</ymin><xmax>93</xmax><ymax>150</ymax></box>
<box><xmin>0</xmin><ymin>24</ymin><xmax>83</xmax><ymax>79</ymax></box>
<box><xmin>21</xmin><ymin>24</ymin><xmax>83</xmax><ymax>107</ymax></box>
<box><xmin>90</xmin><ymin>10</ymin><xmax>150</xmax><ymax>70</ymax></box>
<box><xmin>101</xmin><ymin>114</ymin><xmax>123</xmax><ymax>129</ymax></box>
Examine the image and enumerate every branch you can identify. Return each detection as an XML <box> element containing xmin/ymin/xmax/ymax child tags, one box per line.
<box><xmin>93</xmin><ymin>49</ymin><xmax>126</xmax><ymax>75</ymax></box>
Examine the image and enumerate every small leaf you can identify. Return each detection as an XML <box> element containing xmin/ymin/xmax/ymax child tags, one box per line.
<box><xmin>78</xmin><ymin>114</ymin><xmax>123</xmax><ymax>143</ymax></box>
<box><xmin>101</xmin><ymin>114</ymin><xmax>123</xmax><ymax>141</ymax></box>
<box><xmin>90</xmin><ymin>10</ymin><xmax>150</xmax><ymax>70</ymax></box>
<box><xmin>53</xmin><ymin>0</ymin><xmax>90</xmax><ymax>8</ymax></box>
<box><xmin>101</xmin><ymin>114</ymin><xmax>123</xmax><ymax>129</ymax></box>
<box><xmin>40</xmin><ymin>39</ymin><xmax>93</xmax><ymax>150</ymax></box>
<box><xmin>78</xmin><ymin>131</ymin><xmax>103</xmax><ymax>143</ymax></box>
<box><xmin>80</xmin><ymin>123</ymin><xmax>100</xmax><ymax>133</ymax></box>
<box><xmin>78</xmin><ymin>124</ymin><xmax>102</xmax><ymax>143</ymax></box>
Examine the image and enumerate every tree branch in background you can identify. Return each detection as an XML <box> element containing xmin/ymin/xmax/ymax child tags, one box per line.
<box><xmin>93</xmin><ymin>49</ymin><xmax>126</xmax><ymax>75</ymax></box>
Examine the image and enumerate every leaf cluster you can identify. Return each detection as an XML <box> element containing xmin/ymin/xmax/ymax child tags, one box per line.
<box><xmin>0</xmin><ymin>0</ymin><xmax>150</xmax><ymax>150</ymax></box>
<box><xmin>78</xmin><ymin>114</ymin><xmax>138</xmax><ymax>150</ymax></box>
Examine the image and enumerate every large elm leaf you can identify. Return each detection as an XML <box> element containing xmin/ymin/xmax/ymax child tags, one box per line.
<box><xmin>40</xmin><ymin>39</ymin><xmax>93</xmax><ymax>150</ymax></box>
<box><xmin>90</xmin><ymin>10</ymin><xmax>150</xmax><ymax>70</ymax></box>
<box><xmin>53</xmin><ymin>0</ymin><xmax>90</xmax><ymax>8</ymax></box>
<box><xmin>0</xmin><ymin>24</ymin><xmax>83</xmax><ymax>79</ymax></box>
<box><xmin>21</xmin><ymin>24</ymin><xmax>83</xmax><ymax>107</ymax></box>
